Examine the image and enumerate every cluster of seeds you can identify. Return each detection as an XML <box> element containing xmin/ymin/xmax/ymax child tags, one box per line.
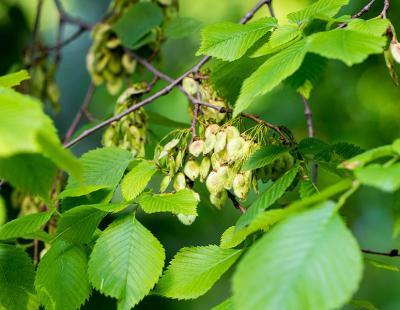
<box><xmin>26</xmin><ymin>57</ymin><xmax>60</xmax><ymax>111</ymax></box>
<box><xmin>86</xmin><ymin>23</ymin><xmax>136</xmax><ymax>95</ymax></box>
<box><xmin>102</xmin><ymin>84</ymin><xmax>148</xmax><ymax>157</ymax></box>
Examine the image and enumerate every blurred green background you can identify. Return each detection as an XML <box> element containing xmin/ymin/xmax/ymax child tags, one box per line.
<box><xmin>1</xmin><ymin>0</ymin><xmax>400</xmax><ymax>309</ymax></box>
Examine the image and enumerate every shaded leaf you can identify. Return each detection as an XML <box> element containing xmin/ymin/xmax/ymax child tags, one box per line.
<box><xmin>0</xmin><ymin>70</ymin><xmax>30</xmax><ymax>88</ymax></box>
<box><xmin>243</xmin><ymin>145</ymin><xmax>288</xmax><ymax>170</ymax></box>
<box><xmin>355</xmin><ymin>163</ymin><xmax>400</xmax><ymax>193</ymax></box>
<box><xmin>164</xmin><ymin>16</ymin><xmax>202</xmax><ymax>39</ymax></box>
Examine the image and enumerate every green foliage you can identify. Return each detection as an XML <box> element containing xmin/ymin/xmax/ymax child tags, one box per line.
<box><xmin>393</xmin><ymin>191</ymin><xmax>400</xmax><ymax>238</ymax></box>
<box><xmin>164</xmin><ymin>17</ymin><xmax>202</xmax><ymax>39</ymax></box>
<box><xmin>197</xmin><ymin>17</ymin><xmax>277</xmax><ymax>61</ymax></box>
<box><xmin>112</xmin><ymin>2</ymin><xmax>163</xmax><ymax>47</ymax></box>
<box><xmin>61</xmin><ymin>147</ymin><xmax>133</xmax><ymax>199</ymax></box>
<box><xmin>0</xmin><ymin>196</ymin><xmax>5</xmax><ymax>225</ymax></box>
<box><xmin>138</xmin><ymin>189</ymin><xmax>198</xmax><ymax>215</ymax></box>
<box><xmin>211</xmin><ymin>297</ymin><xmax>234</xmax><ymax>310</ymax></box>
<box><xmin>155</xmin><ymin>245</ymin><xmax>242</xmax><ymax>299</ymax></box>
<box><xmin>287</xmin><ymin>0</ymin><xmax>349</xmax><ymax>24</ymax></box>
<box><xmin>233</xmin><ymin>202</ymin><xmax>363</xmax><ymax>310</ymax></box>
<box><xmin>0</xmin><ymin>209</ymin><xmax>53</xmax><ymax>240</ymax></box>
<box><xmin>242</xmin><ymin>144</ymin><xmax>289</xmax><ymax>170</ymax></box>
<box><xmin>88</xmin><ymin>214</ymin><xmax>165</xmax><ymax>309</ymax></box>
<box><xmin>355</xmin><ymin>164</ymin><xmax>400</xmax><ymax>193</ymax></box>
<box><xmin>35</xmin><ymin>241</ymin><xmax>91</xmax><ymax>310</ymax></box>
<box><xmin>307</xmin><ymin>29</ymin><xmax>386</xmax><ymax>66</ymax></box>
<box><xmin>236</xmin><ymin>165</ymin><xmax>300</xmax><ymax>230</ymax></box>
<box><xmin>0</xmin><ymin>70</ymin><xmax>30</xmax><ymax>88</ymax></box>
<box><xmin>121</xmin><ymin>160</ymin><xmax>157</xmax><ymax>201</ymax></box>
<box><xmin>0</xmin><ymin>244</ymin><xmax>39</xmax><ymax>310</ymax></box>
<box><xmin>234</xmin><ymin>40</ymin><xmax>307</xmax><ymax>115</ymax></box>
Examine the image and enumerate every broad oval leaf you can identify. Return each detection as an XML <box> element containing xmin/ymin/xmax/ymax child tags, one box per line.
<box><xmin>138</xmin><ymin>189</ymin><xmax>198</xmax><ymax>216</ymax></box>
<box><xmin>88</xmin><ymin>214</ymin><xmax>165</xmax><ymax>309</ymax></box>
<box><xmin>0</xmin><ymin>210</ymin><xmax>54</xmax><ymax>240</ymax></box>
<box><xmin>197</xmin><ymin>17</ymin><xmax>277</xmax><ymax>61</ymax></box>
<box><xmin>121</xmin><ymin>160</ymin><xmax>157</xmax><ymax>201</ymax></box>
<box><xmin>243</xmin><ymin>144</ymin><xmax>288</xmax><ymax>170</ymax></box>
<box><xmin>234</xmin><ymin>40</ymin><xmax>307</xmax><ymax>116</ymax></box>
<box><xmin>233</xmin><ymin>202</ymin><xmax>363</xmax><ymax>310</ymax></box>
<box><xmin>0</xmin><ymin>244</ymin><xmax>39</xmax><ymax>310</ymax></box>
<box><xmin>35</xmin><ymin>241</ymin><xmax>91</xmax><ymax>310</ymax></box>
<box><xmin>154</xmin><ymin>245</ymin><xmax>242</xmax><ymax>299</ymax></box>
<box><xmin>307</xmin><ymin>29</ymin><xmax>386</xmax><ymax>66</ymax></box>
<box><xmin>355</xmin><ymin>163</ymin><xmax>400</xmax><ymax>193</ymax></box>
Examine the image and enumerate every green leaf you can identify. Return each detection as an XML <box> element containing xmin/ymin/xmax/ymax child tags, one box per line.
<box><xmin>88</xmin><ymin>214</ymin><xmax>165</xmax><ymax>309</ymax></box>
<box><xmin>154</xmin><ymin>245</ymin><xmax>242</xmax><ymax>299</ymax></box>
<box><xmin>0</xmin><ymin>70</ymin><xmax>30</xmax><ymax>88</ymax></box>
<box><xmin>243</xmin><ymin>145</ymin><xmax>288</xmax><ymax>170</ymax></box>
<box><xmin>236</xmin><ymin>165</ymin><xmax>299</xmax><ymax>230</ymax></box>
<box><xmin>339</xmin><ymin>145</ymin><xmax>395</xmax><ymax>169</ymax></box>
<box><xmin>367</xmin><ymin>258</ymin><xmax>400</xmax><ymax>272</ymax></box>
<box><xmin>234</xmin><ymin>40</ymin><xmax>307</xmax><ymax>116</ymax></box>
<box><xmin>307</xmin><ymin>29</ymin><xmax>386</xmax><ymax>66</ymax></box>
<box><xmin>211</xmin><ymin>297</ymin><xmax>234</xmax><ymax>310</ymax></box>
<box><xmin>392</xmin><ymin>191</ymin><xmax>400</xmax><ymax>238</ymax></box>
<box><xmin>233</xmin><ymin>202</ymin><xmax>363</xmax><ymax>310</ymax></box>
<box><xmin>252</xmin><ymin>24</ymin><xmax>301</xmax><ymax>57</ymax></box>
<box><xmin>0</xmin><ymin>88</ymin><xmax>81</xmax><ymax>186</ymax></box>
<box><xmin>347</xmin><ymin>18</ymin><xmax>390</xmax><ymax>36</ymax></box>
<box><xmin>61</xmin><ymin>147</ymin><xmax>133</xmax><ymax>199</ymax></box>
<box><xmin>55</xmin><ymin>205</ymin><xmax>109</xmax><ymax>244</ymax></box>
<box><xmin>138</xmin><ymin>189</ymin><xmax>198</xmax><ymax>215</ymax></box>
<box><xmin>299</xmin><ymin>179</ymin><xmax>318</xmax><ymax>199</ymax></box>
<box><xmin>0</xmin><ymin>210</ymin><xmax>53</xmax><ymax>240</ymax></box>
<box><xmin>112</xmin><ymin>2</ymin><xmax>163</xmax><ymax>47</ymax></box>
<box><xmin>0</xmin><ymin>153</ymin><xmax>56</xmax><ymax>198</ymax></box>
<box><xmin>209</xmin><ymin>55</ymin><xmax>267</xmax><ymax>104</ymax></box>
<box><xmin>287</xmin><ymin>0</ymin><xmax>349</xmax><ymax>24</ymax></box>
<box><xmin>147</xmin><ymin>111</ymin><xmax>190</xmax><ymax>128</ymax></box>
<box><xmin>0</xmin><ymin>244</ymin><xmax>39</xmax><ymax>310</ymax></box>
<box><xmin>197</xmin><ymin>17</ymin><xmax>277</xmax><ymax>61</ymax></box>
<box><xmin>355</xmin><ymin>163</ymin><xmax>400</xmax><ymax>193</ymax></box>
<box><xmin>0</xmin><ymin>196</ymin><xmax>5</xmax><ymax>225</ymax></box>
<box><xmin>121</xmin><ymin>160</ymin><xmax>157</xmax><ymax>201</ymax></box>
<box><xmin>35</xmin><ymin>241</ymin><xmax>91</xmax><ymax>310</ymax></box>
<box><xmin>298</xmin><ymin>137</ymin><xmax>329</xmax><ymax>155</ymax></box>
<box><xmin>164</xmin><ymin>16</ymin><xmax>202</xmax><ymax>39</ymax></box>
<box><xmin>350</xmin><ymin>299</ymin><xmax>378</xmax><ymax>310</ymax></box>
<box><xmin>285</xmin><ymin>53</ymin><xmax>327</xmax><ymax>98</ymax></box>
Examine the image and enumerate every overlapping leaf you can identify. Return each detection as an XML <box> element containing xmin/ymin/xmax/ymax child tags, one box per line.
<box><xmin>0</xmin><ymin>70</ymin><xmax>30</xmax><ymax>88</ymax></box>
<box><xmin>155</xmin><ymin>245</ymin><xmax>242</xmax><ymax>299</ymax></box>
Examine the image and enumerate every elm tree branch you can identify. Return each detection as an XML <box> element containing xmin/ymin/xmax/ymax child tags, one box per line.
<box><xmin>64</xmin><ymin>0</ymin><xmax>272</xmax><ymax>148</ymax></box>
<box><xmin>362</xmin><ymin>248</ymin><xmax>400</xmax><ymax>257</ymax></box>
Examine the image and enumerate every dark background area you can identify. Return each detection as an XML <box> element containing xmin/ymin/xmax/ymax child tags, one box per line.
<box><xmin>0</xmin><ymin>0</ymin><xmax>400</xmax><ymax>309</ymax></box>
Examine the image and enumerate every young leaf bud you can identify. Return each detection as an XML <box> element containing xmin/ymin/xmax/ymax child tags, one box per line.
<box><xmin>184</xmin><ymin>160</ymin><xmax>200</xmax><ymax>181</ymax></box>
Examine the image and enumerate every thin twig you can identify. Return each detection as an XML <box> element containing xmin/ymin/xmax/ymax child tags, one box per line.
<box><xmin>381</xmin><ymin>0</ymin><xmax>390</xmax><ymax>18</ymax></box>
<box><xmin>227</xmin><ymin>191</ymin><xmax>246</xmax><ymax>213</ymax></box>
<box><xmin>54</xmin><ymin>0</ymin><xmax>93</xmax><ymax>30</ymax></box>
<box><xmin>338</xmin><ymin>0</ymin><xmax>376</xmax><ymax>28</ymax></box>
<box><xmin>45</xmin><ymin>27</ymin><xmax>86</xmax><ymax>52</ymax></box>
<box><xmin>301</xmin><ymin>96</ymin><xmax>318</xmax><ymax>183</ymax></box>
<box><xmin>190</xmin><ymin>93</ymin><xmax>200</xmax><ymax>143</ymax></box>
<box><xmin>64</xmin><ymin>0</ymin><xmax>270</xmax><ymax>148</ymax></box>
<box><xmin>64</xmin><ymin>83</ymin><xmax>96</xmax><ymax>143</ymax></box>
<box><xmin>362</xmin><ymin>248</ymin><xmax>400</xmax><ymax>257</ymax></box>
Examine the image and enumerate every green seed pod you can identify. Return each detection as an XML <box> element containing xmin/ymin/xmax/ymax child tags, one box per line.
<box><xmin>189</xmin><ymin>140</ymin><xmax>204</xmax><ymax>157</ymax></box>
<box><xmin>203</xmin><ymin>134</ymin><xmax>216</xmax><ymax>155</ymax></box>
<box><xmin>177</xmin><ymin>214</ymin><xmax>197</xmax><ymax>225</ymax></box>
<box><xmin>225</xmin><ymin>126</ymin><xmax>240</xmax><ymax>141</ymax></box>
<box><xmin>168</xmin><ymin>155</ymin><xmax>176</xmax><ymax>173</ymax></box>
<box><xmin>233</xmin><ymin>172</ymin><xmax>250</xmax><ymax>200</ymax></box>
<box><xmin>174</xmin><ymin>150</ymin><xmax>184</xmax><ymax>172</ymax></box>
<box><xmin>227</xmin><ymin>137</ymin><xmax>245</xmax><ymax>162</ymax></box>
<box><xmin>160</xmin><ymin>175</ymin><xmax>172</xmax><ymax>192</ymax></box>
<box><xmin>184</xmin><ymin>160</ymin><xmax>200</xmax><ymax>181</ymax></box>
<box><xmin>163</xmin><ymin>138</ymin><xmax>180</xmax><ymax>152</ymax></box>
<box><xmin>199</xmin><ymin>157</ymin><xmax>211</xmax><ymax>182</ymax></box>
<box><xmin>206</xmin><ymin>171</ymin><xmax>225</xmax><ymax>194</ymax></box>
<box><xmin>210</xmin><ymin>190</ymin><xmax>227</xmax><ymax>209</ymax></box>
<box><xmin>390</xmin><ymin>39</ymin><xmax>400</xmax><ymax>64</ymax></box>
<box><xmin>106</xmin><ymin>37</ymin><xmax>121</xmax><ymax>49</ymax></box>
<box><xmin>182</xmin><ymin>77</ymin><xmax>199</xmax><ymax>95</ymax></box>
<box><xmin>214</xmin><ymin>131</ymin><xmax>227</xmax><ymax>153</ymax></box>
<box><xmin>173</xmin><ymin>173</ymin><xmax>186</xmax><ymax>191</ymax></box>
<box><xmin>205</xmin><ymin>124</ymin><xmax>220</xmax><ymax>137</ymax></box>
<box><xmin>224</xmin><ymin>166</ymin><xmax>236</xmax><ymax>190</ymax></box>
<box><xmin>122</xmin><ymin>53</ymin><xmax>137</xmax><ymax>73</ymax></box>
<box><xmin>210</xmin><ymin>153</ymin><xmax>222</xmax><ymax>170</ymax></box>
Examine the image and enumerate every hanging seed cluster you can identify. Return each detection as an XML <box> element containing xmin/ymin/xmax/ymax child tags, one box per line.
<box><xmin>26</xmin><ymin>57</ymin><xmax>60</xmax><ymax>111</ymax></box>
<box><xmin>102</xmin><ymin>84</ymin><xmax>148</xmax><ymax>157</ymax></box>
<box><xmin>87</xmin><ymin>0</ymin><xmax>178</xmax><ymax>95</ymax></box>
<box><xmin>86</xmin><ymin>23</ymin><xmax>136</xmax><ymax>95</ymax></box>
<box><xmin>183</xmin><ymin>77</ymin><xmax>229</xmax><ymax>124</ymax></box>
